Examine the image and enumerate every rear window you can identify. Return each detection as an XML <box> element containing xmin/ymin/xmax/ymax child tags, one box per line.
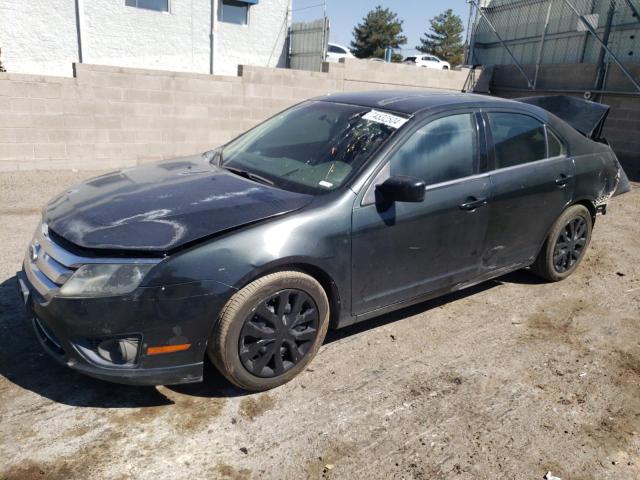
<box><xmin>488</xmin><ymin>113</ymin><xmax>547</xmax><ymax>169</ymax></box>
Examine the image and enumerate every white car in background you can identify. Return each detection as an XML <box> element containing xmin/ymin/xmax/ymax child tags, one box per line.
<box><xmin>326</xmin><ymin>43</ymin><xmax>355</xmax><ymax>62</ymax></box>
<box><xmin>403</xmin><ymin>54</ymin><xmax>451</xmax><ymax>70</ymax></box>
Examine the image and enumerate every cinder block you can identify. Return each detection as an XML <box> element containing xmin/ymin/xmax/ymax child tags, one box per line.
<box><xmin>0</xmin><ymin>113</ymin><xmax>32</xmax><ymax>128</ymax></box>
<box><xmin>35</xmin><ymin>143</ymin><xmax>67</xmax><ymax>159</ymax></box>
<box><xmin>0</xmin><ymin>143</ymin><xmax>34</xmax><ymax>160</ymax></box>
<box><xmin>64</xmin><ymin>115</ymin><xmax>95</xmax><ymax>129</ymax></box>
<box><xmin>0</xmin><ymin>81</ymin><xmax>30</xmax><ymax>98</ymax></box>
<box><xmin>94</xmin><ymin>116</ymin><xmax>122</xmax><ymax>129</ymax></box>
<box><xmin>28</xmin><ymin>83</ymin><xmax>61</xmax><ymax>99</ymax></box>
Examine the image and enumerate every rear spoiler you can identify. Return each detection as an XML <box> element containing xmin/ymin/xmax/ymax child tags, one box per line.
<box><xmin>516</xmin><ymin>95</ymin><xmax>609</xmax><ymax>141</ymax></box>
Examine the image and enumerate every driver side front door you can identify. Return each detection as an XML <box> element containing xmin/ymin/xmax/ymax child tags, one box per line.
<box><xmin>351</xmin><ymin>111</ymin><xmax>490</xmax><ymax>316</ymax></box>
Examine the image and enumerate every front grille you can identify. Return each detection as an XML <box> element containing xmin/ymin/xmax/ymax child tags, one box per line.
<box><xmin>24</xmin><ymin>223</ymin><xmax>77</xmax><ymax>299</ymax></box>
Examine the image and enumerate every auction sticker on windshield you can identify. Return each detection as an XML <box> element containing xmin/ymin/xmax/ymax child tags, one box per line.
<box><xmin>362</xmin><ymin>110</ymin><xmax>409</xmax><ymax>129</ymax></box>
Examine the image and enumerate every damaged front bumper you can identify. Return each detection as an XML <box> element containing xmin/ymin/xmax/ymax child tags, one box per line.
<box><xmin>17</xmin><ymin>226</ymin><xmax>234</xmax><ymax>386</ymax></box>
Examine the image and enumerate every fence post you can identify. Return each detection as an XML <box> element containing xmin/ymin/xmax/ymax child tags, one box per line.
<box><xmin>533</xmin><ymin>0</ymin><xmax>554</xmax><ymax>89</ymax></box>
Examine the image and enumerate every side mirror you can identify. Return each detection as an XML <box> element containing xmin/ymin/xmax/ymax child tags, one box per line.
<box><xmin>376</xmin><ymin>176</ymin><xmax>426</xmax><ymax>203</ymax></box>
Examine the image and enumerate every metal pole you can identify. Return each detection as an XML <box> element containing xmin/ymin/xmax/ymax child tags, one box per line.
<box><xmin>593</xmin><ymin>1</ymin><xmax>615</xmax><ymax>91</ymax></box>
<box><xmin>562</xmin><ymin>0</ymin><xmax>640</xmax><ymax>92</ymax></box>
<box><xmin>74</xmin><ymin>0</ymin><xmax>84</xmax><ymax>64</ymax></box>
<box><xmin>469</xmin><ymin>0</ymin><xmax>533</xmax><ymax>88</ymax></box>
<box><xmin>464</xmin><ymin>0</ymin><xmax>475</xmax><ymax>65</ymax></box>
<box><xmin>533</xmin><ymin>0</ymin><xmax>554</xmax><ymax>89</ymax></box>
<box><xmin>209</xmin><ymin>0</ymin><xmax>216</xmax><ymax>74</ymax></box>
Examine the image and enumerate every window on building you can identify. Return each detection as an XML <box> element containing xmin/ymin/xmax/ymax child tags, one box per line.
<box><xmin>220</xmin><ymin>0</ymin><xmax>250</xmax><ymax>25</ymax></box>
<box><xmin>487</xmin><ymin>113</ymin><xmax>547</xmax><ymax>169</ymax></box>
<box><xmin>125</xmin><ymin>0</ymin><xmax>169</xmax><ymax>12</ymax></box>
<box><xmin>388</xmin><ymin>113</ymin><xmax>477</xmax><ymax>185</ymax></box>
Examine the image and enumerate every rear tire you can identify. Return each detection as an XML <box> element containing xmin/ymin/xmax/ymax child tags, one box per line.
<box><xmin>209</xmin><ymin>271</ymin><xmax>329</xmax><ymax>391</ymax></box>
<box><xmin>531</xmin><ymin>204</ymin><xmax>592</xmax><ymax>282</ymax></box>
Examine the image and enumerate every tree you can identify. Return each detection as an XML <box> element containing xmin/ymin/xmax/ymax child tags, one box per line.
<box><xmin>417</xmin><ymin>9</ymin><xmax>464</xmax><ymax>67</ymax></box>
<box><xmin>351</xmin><ymin>6</ymin><xmax>407</xmax><ymax>62</ymax></box>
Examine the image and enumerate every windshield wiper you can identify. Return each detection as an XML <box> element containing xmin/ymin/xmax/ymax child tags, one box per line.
<box><xmin>224</xmin><ymin>166</ymin><xmax>274</xmax><ymax>186</ymax></box>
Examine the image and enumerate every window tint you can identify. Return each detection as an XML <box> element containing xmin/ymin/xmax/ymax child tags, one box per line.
<box><xmin>220</xmin><ymin>0</ymin><xmax>248</xmax><ymax>24</ymax></box>
<box><xmin>547</xmin><ymin>128</ymin><xmax>564</xmax><ymax>157</ymax></box>
<box><xmin>329</xmin><ymin>45</ymin><xmax>346</xmax><ymax>54</ymax></box>
<box><xmin>488</xmin><ymin>113</ymin><xmax>546</xmax><ymax>168</ymax></box>
<box><xmin>125</xmin><ymin>0</ymin><xmax>168</xmax><ymax>12</ymax></box>
<box><xmin>388</xmin><ymin>113</ymin><xmax>476</xmax><ymax>185</ymax></box>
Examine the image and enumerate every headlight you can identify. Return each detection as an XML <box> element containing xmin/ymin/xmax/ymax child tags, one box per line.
<box><xmin>59</xmin><ymin>264</ymin><xmax>155</xmax><ymax>297</ymax></box>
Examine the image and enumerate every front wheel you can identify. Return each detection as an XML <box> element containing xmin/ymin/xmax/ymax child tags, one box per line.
<box><xmin>531</xmin><ymin>204</ymin><xmax>592</xmax><ymax>282</ymax></box>
<box><xmin>209</xmin><ymin>271</ymin><xmax>329</xmax><ymax>391</ymax></box>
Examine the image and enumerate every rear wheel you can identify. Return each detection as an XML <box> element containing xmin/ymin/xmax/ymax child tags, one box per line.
<box><xmin>531</xmin><ymin>204</ymin><xmax>592</xmax><ymax>282</ymax></box>
<box><xmin>209</xmin><ymin>271</ymin><xmax>329</xmax><ymax>391</ymax></box>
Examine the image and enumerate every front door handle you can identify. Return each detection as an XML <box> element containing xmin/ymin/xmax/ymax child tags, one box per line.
<box><xmin>459</xmin><ymin>197</ymin><xmax>488</xmax><ymax>211</ymax></box>
<box><xmin>555</xmin><ymin>174</ymin><xmax>573</xmax><ymax>186</ymax></box>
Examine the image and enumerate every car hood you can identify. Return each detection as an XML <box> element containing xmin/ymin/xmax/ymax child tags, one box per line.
<box><xmin>44</xmin><ymin>155</ymin><xmax>314</xmax><ymax>253</ymax></box>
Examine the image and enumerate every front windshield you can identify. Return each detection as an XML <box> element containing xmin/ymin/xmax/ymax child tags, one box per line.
<box><xmin>220</xmin><ymin>101</ymin><xmax>402</xmax><ymax>194</ymax></box>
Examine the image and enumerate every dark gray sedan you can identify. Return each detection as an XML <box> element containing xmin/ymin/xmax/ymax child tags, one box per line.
<box><xmin>18</xmin><ymin>91</ymin><xmax>630</xmax><ymax>391</ymax></box>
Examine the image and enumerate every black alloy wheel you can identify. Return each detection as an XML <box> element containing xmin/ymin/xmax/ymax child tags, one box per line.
<box><xmin>553</xmin><ymin>216</ymin><xmax>588</xmax><ymax>273</ymax></box>
<box><xmin>239</xmin><ymin>289</ymin><xmax>319</xmax><ymax>378</ymax></box>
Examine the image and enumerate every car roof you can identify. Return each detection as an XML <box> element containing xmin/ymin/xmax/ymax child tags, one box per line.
<box><xmin>316</xmin><ymin>90</ymin><xmax>519</xmax><ymax>116</ymax></box>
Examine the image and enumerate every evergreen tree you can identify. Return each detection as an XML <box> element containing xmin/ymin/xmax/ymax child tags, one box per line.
<box><xmin>417</xmin><ymin>9</ymin><xmax>464</xmax><ymax>66</ymax></box>
<box><xmin>351</xmin><ymin>6</ymin><xmax>407</xmax><ymax>62</ymax></box>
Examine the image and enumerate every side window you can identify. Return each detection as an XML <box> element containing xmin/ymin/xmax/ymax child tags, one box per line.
<box><xmin>488</xmin><ymin>112</ymin><xmax>546</xmax><ymax>168</ymax></box>
<box><xmin>547</xmin><ymin>128</ymin><xmax>565</xmax><ymax>157</ymax></box>
<box><xmin>388</xmin><ymin>113</ymin><xmax>477</xmax><ymax>185</ymax></box>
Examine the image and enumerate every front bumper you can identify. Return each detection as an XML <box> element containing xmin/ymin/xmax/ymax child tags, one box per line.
<box><xmin>17</xmin><ymin>226</ymin><xmax>235</xmax><ymax>386</ymax></box>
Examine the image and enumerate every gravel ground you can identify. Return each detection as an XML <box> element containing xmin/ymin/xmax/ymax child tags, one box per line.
<box><xmin>0</xmin><ymin>170</ymin><xmax>639</xmax><ymax>480</ymax></box>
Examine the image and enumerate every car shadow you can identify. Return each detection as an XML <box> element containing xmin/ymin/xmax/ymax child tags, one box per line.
<box><xmin>323</xmin><ymin>268</ymin><xmax>544</xmax><ymax>344</ymax></box>
<box><xmin>0</xmin><ymin>268</ymin><xmax>543</xmax><ymax>405</ymax></box>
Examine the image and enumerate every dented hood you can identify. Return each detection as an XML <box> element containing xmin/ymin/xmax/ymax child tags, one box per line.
<box><xmin>44</xmin><ymin>156</ymin><xmax>313</xmax><ymax>253</ymax></box>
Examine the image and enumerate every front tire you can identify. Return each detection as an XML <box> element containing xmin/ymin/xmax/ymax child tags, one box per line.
<box><xmin>209</xmin><ymin>271</ymin><xmax>329</xmax><ymax>391</ymax></box>
<box><xmin>531</xmin><ymin>204</ymin><xmax>592</xmax><ymax>282</ymax></box>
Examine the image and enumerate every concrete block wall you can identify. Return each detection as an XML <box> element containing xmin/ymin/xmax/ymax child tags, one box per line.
<box><xmin>0</xmin><ymin>59</ymin><xmax>469</xmax><ymax>171</ymax></box>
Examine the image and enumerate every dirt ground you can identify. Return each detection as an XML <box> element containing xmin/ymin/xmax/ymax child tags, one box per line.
<box><xmin>0</xmin><ymin>169</ymin><xmax>638</xmax><ymax>480</ymax></box>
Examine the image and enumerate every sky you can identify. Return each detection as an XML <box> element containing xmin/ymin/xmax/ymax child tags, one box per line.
<box><xmin>292</xmin><ymin>0</ymin><xmax>472</xmax><ymax>56</ymax></box>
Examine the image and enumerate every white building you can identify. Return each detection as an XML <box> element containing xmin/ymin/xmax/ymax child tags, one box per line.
<box><xmin>0</xmin><ymin>0</ymin><xmax>292</xmax><ymax>77</ymax></box>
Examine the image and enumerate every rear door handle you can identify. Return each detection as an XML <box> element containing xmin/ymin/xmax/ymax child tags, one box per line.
<box><xmin>555</xmin><ymin>174</ymin><xmax>573</xmax><ymax>186</ymax></box>
<box><xmin>459</xmin><ymin>197</ymin><xmax>488</xmax><ymax>211</ymax></box>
